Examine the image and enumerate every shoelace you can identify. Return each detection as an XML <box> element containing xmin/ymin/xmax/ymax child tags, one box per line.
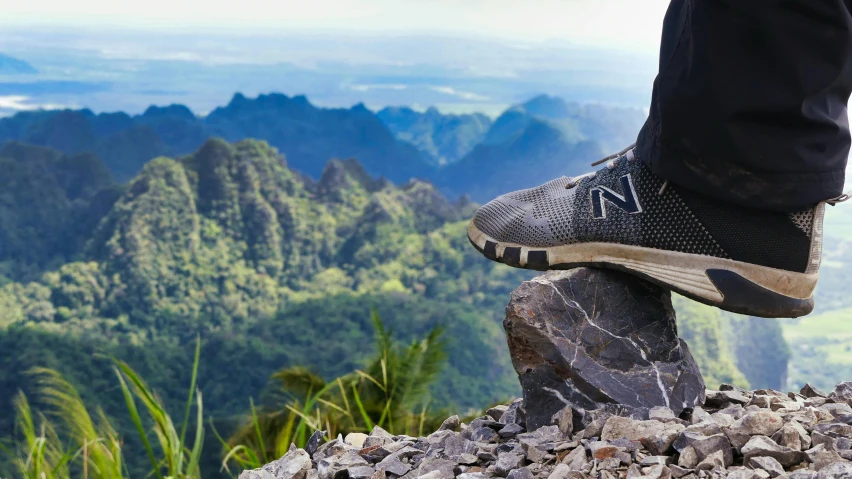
<box><xmin>565</xmin><ymin>143</ymin><xmax>671</xmax><ymax>195</ymax></box>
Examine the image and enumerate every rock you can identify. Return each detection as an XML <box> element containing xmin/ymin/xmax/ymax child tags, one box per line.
<box><xmin>345</xmin><ymin>433</ymin><xmax>368</xmax><ymax>448</ymax></box>
<box><xmin>746</xmin><ymin>456</ymin><xmax>785</xmax><ymax>478</ymax></box>
<box><xmin>805</xmin><ymin>443</ymin><xmax>848</xmax><ymax>471</ymax></box>
<box><xmin>814</xmin><ymin>423</ymin><xmax>852</xmax><ymax>439</ymax></box>
<box><xmin>641</xmin><ymin>456</ymin><xmax>674</xmax><ymax>466</ymax></box>
<box><xmin>695</xmin><ymin>450</ymin><xmax>726</xmax><ymax>471</ymax></box>
<box><xmin>602</xmin><ymin>417</ymin><xmax>669</xmax><ymax>442</ymax></box>
<box><xmin>831</xmin><ymin>383</ymin><xmax>852</xmax><ymax>404</ymax></box>
<box><xmin>506</xmin><ymin>467</ymin><xmax>534</xmax><ymax>479</ymax></box>
<box><xmin>641</xmin><ymin>423</ymin><xmax>686</xmax><ymax>456</ymax></box>
<box><xmin>801</xmin><ymin>384</ymin><xmax>828</xmax><ymax>399</ymax></box>
<box><xmin>437</xmin><ymin>415</ymin><xmax>460</xmax><ymax>432</ymax></box>
<box><xmin>494</xmin><ymin>453</ymin><xmax>525</xmax><ymax>476</ymax></box>
<box><xmin>346</xmin><ymin>466</ymin><xmax>376</xmax><ymax>479</ymax></box>
<box><xmin>547</xmin><ymin>464</ymin><xmax>572</xmax><ymax>479</ymax></box>
<box><xmin>705</xmin><ymin>390</ymin><xmax>750</xmax><ymax>407</ymax></box>
<box><xmin>772</xmin><ymin>422</ymin><xmax>810</xmax><ymax>451</ymax></box>
<box><xmin>554</xmin><ymin>406</ymin><xmax>573</xmax><ymax>436</ymax></box>
<box><xmin>673</xmin><ymin>432</ymin><xmax>733</xmax><ymax>466</ymax></box>
<box><xmin>498</xmin><ymin>423</ymin><xmax>525</xmax><ymax>439</ymax></box>
<box><xmin>790</xmin><ymin>471</ymin><xmax>819</xmax><ymax>479</ymax></box>
<box><xmin>668</xmin><ymin>465</ymin><xmax>693</xmax><ymax>478</ymax></box>
<box><xmin>742</xmin><ymin>435</ymin><xmax>806</xmax><ymax>468</ymax></box>
<box><xmin>414</xmin><ymin>458</ymin><xmax>455</xmax><ymax>479</ymax></box>
<box><xmin>503</xmin><ymin>269</ymin><xmax>705</xmax><ymax>429</ymax></box>
<box><xmin>817</xmin><ymin>461</ymin><xmax>852</xmax><ymax>478</ymax></box>
<box><xmin>678</xmin><ymin>446</ymin><xmax>699</xmax><ymax>469</ymax></box>
<box><xmin>306</xmin><ymin>430</ymin><xmax>326</xmax><ymax>457</ymax></box>
<box><xmin>488</xmin><ymin>406</ymin><xmax>509</xmax><ymax>422</ymax></box>
<box><xmin>560</xmin><ymin>445</ymin><xmax>587</xmax><ymax>470</ymax></box>
<box><xmin>240</xmin><ymin>448</ymin><xmax>313</xmax><ymax>479</ymax></box>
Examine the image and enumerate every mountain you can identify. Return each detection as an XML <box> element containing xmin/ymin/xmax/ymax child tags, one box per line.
<box><xmin>377</xmin><ymin>106</ymin><xmax>492</xmax><ymax>166</ymax></box>
<box><xmin>436</xmin><ymin>95</ymin><xmax>646</xmax><ymax>202</ymax></box>
<box><xmin>0</xmin><ymin>53</ymin><xmax>37</xmax><ymax>74</ymax></box>
<box><xmin>0</xmin><ymin>93</ymin><xmax>432</xmax><ymax>184</ymax></box>
<box><xmin>0</xmin><ymin>142</ymin><xmax>119</xmax><ymax>283</ymax></box>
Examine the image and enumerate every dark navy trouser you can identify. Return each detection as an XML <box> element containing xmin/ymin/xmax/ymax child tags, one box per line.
<box><xmin>637</xmin><ymin>0</ymin><xmax>852</xmax><ymax>211</ymax></box>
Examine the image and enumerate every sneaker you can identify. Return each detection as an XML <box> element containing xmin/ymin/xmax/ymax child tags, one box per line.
<box><xmin>467</xmin><ymin>145</ymin><xmax>826</xmax><ymax>318</ymax></box>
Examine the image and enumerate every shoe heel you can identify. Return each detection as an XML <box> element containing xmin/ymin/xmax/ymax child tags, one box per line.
<box><xmin>706</xmin><ymin>269</ymin><xmax>814</xmax><ymax>318</ymax></box>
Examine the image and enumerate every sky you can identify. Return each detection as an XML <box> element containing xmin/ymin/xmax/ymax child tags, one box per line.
<box><xmin>0</xmin><ymin>0</ymin><xmax>671</xmax><ymax>53</ymax></box>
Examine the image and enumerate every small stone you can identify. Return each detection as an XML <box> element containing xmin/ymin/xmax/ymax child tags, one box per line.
<box><xmin>369</xmin><ymin>426</ymin><xmax>394</xmax><ymax>439</ymax></box>
<box><xmin>695</xmin><ymin>450</ymin><xmax>725</xmax><ymax>471</ymax></box>
<box><xmin>831</xmin><ymin>383</ymin><xmax>852</xmax><ymax>403</ymax></box>
<box><xmin>554</xmin><ymin>406</ymin><xmax>573</xmax><ymax>436</ymax></box>
<box><xmin>437</xmin><ymin>415</ymin><xmax>460</xmax><ymax>431</ymax></box>
<box><xmin>746</xmin><ymin>456</ymin><xmax>785</xmax><ymax>478</ymax></box>
<box><xmin>345</xmin><ymin>433</ymin><xmax>369</xmax><ymax>448</ymax></box>
<box><xmin>488</xmin><ymin>405</ymin><xmax>509</xmax><ymax>422</ymax></box>
<box><xmin>673</xmin><ymin>433</ymin><xmax>732</xmax><ymax>466</ymax></box>
<box><xmin>811</xmin><ymin>431</ymin><xmax>837</xmax><ymax>450</ymax></box>
<box><xmin>306</xmin><ymin>430</ymin><xmax>327</xmax><ymax>457</ymax></box>
<box><xmin>772</xmin><ymin>422</ymin><xmax>810</xmax><ymax>451</ymax></box>
<box><xmin>742</xmin><ymin>435</ymin><xmax>806</xmax><ymax>468</ymax></box>
<box><xmin>547</xmin><ymin>464</ymin><xmax>572</xmax><ymax>479</ymax></box>
<box><xmin>471</xmin><ymin>427</ymin><xmax>499</xmax><ymax>443</ymax></box>
<box><xmin>347</xmin><ymin>466</ymin><xmax>377</xmax><ymax>479</ymax></box>
<box><xmin>789</xmin><ymin>470</ymin><xmax>819</xmax><ymax>479</ymax></box>
<box><xmin>669</xmin><ymin>464</ymin><xmax>693</xmax><ymax>478</ymax></box>
<box><xmin>506</xmin><ymin>467</ymin><xmax>534</xmax><ymax>479</ymax></box>
<box><xmin>819</xmin><ymin>403</ymin><xmax>852</xmax><ymax>418</ymax></box>
<box><xmin>601</xmin><ymin>417</ymin><xmax>668</xmax><ymax>442</ymax></box>
<box><xmin>641</xmin><ymin>424</ymin><xmax>686</xmax><ymax>456</ymax></box>
<box><xmin>806</xmin><ymin>443</ymin><xmax>848</xmax><ymax>471</ymax></box>
<box><xmin>457</xmin><ymin>474</ymin><xmax>488</xmax><ymax>479</ymax></box>
<box><xmin>560</xmin><ymin>446</ymin><xmax>587</xmax><ymax>470</ymax></box>
<box><xmin>494</xmin><ymin>452</ymin><xmax>525</xmax><ymax>477</ymax></box>
<box><xmin>457</xmin><ymin>453</ymin><xmax>478</xmax><ymax>465</ymax></box>
<box><xmin>817</xmin><ymin>461</ymin><xmax>852</xmax><ymax>478</ymax></box>
<box><xmin>650</xmin><ymin>407</ymin><xmax>677</xmax><ymax>421</ymax></box>
<box><xmin>814</xmin><ymin>423</ymin><xmax>852</xmax><ymax>439</ymax></box>
<box><xmin>641</xmin><ymin>456</ymin><xmax>674</xmax><ymax>466</ymax></box>
<box><xmin>705</xmin><ymin>390</ymin><xmax>749</xmax><ymax>407</ymax></box>
<box><xmin>241</xmin><ymin>447</ymin><xmax>313</xmax><ymax>479</ymax></box>
<box><xmin>678</xmin><ymin>446</ymin><xmax>699</xmax><ymax>469</ymax></box>
<box><xmin>499</xmin><ymin>423</ymin><xmax>525</xmax><ymax>439</ymax></box>
<box><xmin>415</xmin><ymin>458</ymin><xmax>456</xmax><ymax>479</ymax></box>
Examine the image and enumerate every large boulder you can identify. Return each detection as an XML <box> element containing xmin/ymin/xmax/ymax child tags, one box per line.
<box><xmin>503</xmin><ymin>269</ymin><xmax>705</xmax><ymax>430</ymax></box>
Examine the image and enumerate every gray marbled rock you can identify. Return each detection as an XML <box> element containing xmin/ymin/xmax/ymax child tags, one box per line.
<box><xmin>503</xmin><ymin>269</ymin><xmax>706</xmax><ymax>430</ymax></box>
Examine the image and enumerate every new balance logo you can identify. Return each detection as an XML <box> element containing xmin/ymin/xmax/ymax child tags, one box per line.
<box><xmin>590</xmin><ymin>174</ymin><xmax>642</xmax><ymax>219</ymax></box>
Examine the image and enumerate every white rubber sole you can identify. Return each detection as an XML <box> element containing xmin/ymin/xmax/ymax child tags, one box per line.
<box><xmin>468</xmin><ymin>222</ymin><xmax>817</xmax><ymax>318</ymax></box>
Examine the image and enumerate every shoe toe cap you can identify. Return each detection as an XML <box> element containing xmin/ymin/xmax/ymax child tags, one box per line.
<box><xmin>470</xmin><ymin>195</ymin><xmax>531</xmax><ymax>244</ymax></box>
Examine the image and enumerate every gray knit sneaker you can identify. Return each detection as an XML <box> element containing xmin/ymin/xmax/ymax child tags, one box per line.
<box><xmin>468</xmin><ymin>146</ymin><xmax>826</xmax><ymax>318</ymax></box>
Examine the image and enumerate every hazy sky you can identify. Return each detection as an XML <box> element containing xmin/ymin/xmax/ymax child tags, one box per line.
<box><xmin>0</xmin><ymin>0</ymin><xmax>671</xmax><ymax>53</ymax></box>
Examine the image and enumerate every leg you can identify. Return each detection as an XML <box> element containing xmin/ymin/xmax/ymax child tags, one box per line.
<box><xmin>637</xmin><ymin>0</ymin><xmax>852</xmax><ymax>211</ymax></box>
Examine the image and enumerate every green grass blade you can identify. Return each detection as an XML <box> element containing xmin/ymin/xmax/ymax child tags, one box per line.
<box><xmin>250</xmin><ymin>398</ymin><xmax>269</xmax><ymax>464</ymax></box>
<box><xmin>114</xmin><ymin>367</ymin><xmax>164</xmax><ymax>479</ymax></box>
<box><xmin>351</xmin><ymin>386</ymin><xmax>374</xmax><ymax>431</ymax></box>
<box><xmin>179</xmin><ymin>335</ymin><xmax>202</xmax><ymax>453</ymax></box>
<box><xmin>187</xmin><ymin>388</ymin><xmax>205</xmax><ymax>479</ymax></box>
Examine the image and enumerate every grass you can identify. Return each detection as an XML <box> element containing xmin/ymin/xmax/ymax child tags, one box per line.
<box><xmin>1</xmin><ymin>313</ymin><xmax>459</xmax><ymax>479</ymax></box>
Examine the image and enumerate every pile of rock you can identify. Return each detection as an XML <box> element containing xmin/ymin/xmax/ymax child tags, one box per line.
<box><xmin>240</xmin><ymin>382</ymin><xmax>852</xmax><ymax>479</ymax></box>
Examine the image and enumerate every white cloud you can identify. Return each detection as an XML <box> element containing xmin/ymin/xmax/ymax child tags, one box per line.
<box><xmin>430</xmin><ymin>86</ymin><xmax>490</xmax><ymax>102</ymax></box>
<box><xmin>0</xmin><ymin>0</ymin><xmax>670</xmax><ymax>53</ymax></box>
<box><xmin>0</xmin><ymin>95</ymin><xmax>69</xmax><ymax>111</ymax></box>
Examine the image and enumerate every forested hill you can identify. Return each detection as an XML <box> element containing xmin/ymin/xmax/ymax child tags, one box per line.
<box><xmin>0</xmin><ymin>137</ymin><xmax>758</xmax><ymax>436</ymax></box>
